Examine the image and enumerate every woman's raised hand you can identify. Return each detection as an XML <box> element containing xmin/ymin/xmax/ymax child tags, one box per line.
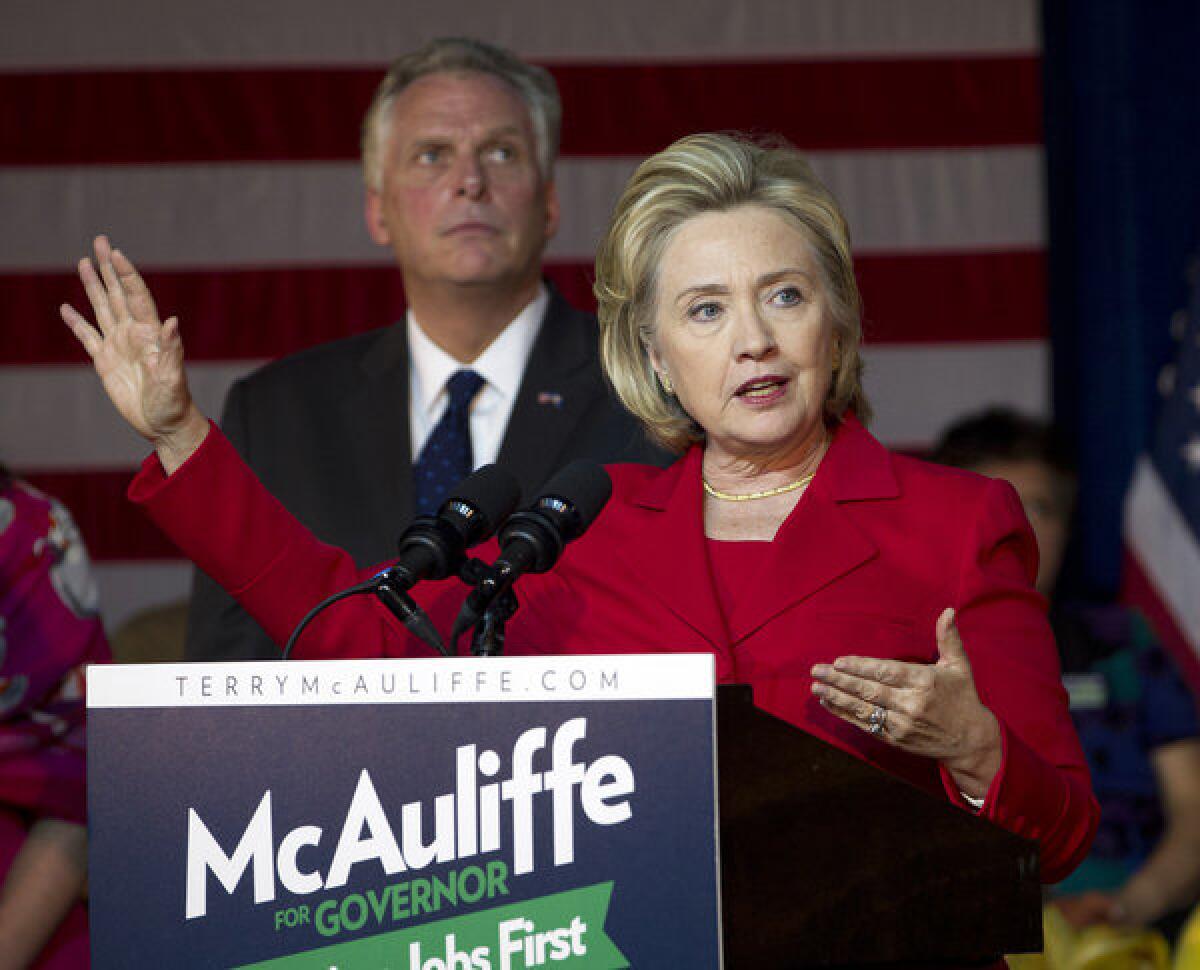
<box><xmin>60</xmin><ymin>236</ymin><xmax>209</xmax><ymax>472</ymax></box>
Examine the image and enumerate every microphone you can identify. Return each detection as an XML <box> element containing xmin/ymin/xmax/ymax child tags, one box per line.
<box><xmin>372</xmin><ymin>464</ymin><xmax>521</xmax><ymax>654</ymax></box>
<box><xmin>383</xmin><ymin>464</ymin><xmax>520</xmax><ymax>588</ymax></box>
<box><xmin>452</xmin><ymin>460</ymin><xmax>612</xmax><ymax>645</ymax></box>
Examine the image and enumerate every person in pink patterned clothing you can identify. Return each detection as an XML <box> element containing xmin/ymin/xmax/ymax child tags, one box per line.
<box><xmin>0</xmin><ymin>465</ymin><xmax>110</xmax><ymax>969</ymax></box>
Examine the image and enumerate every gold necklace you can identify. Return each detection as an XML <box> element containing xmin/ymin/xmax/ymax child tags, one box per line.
<box><xmin>703</xmin><ymin>472</ymin><xmax>815</xmax><ymax>502</ymax></box>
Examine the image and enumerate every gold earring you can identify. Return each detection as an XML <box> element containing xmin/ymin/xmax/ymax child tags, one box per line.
<box><xmin>660</xmin><ymin>372</ymin><xmax>674</xmax><ymax>395</ymax></box>
<box><xmin>832</xmin><ymin>346</ymin><xmax>841</xmax><ymax>373</ymax></box>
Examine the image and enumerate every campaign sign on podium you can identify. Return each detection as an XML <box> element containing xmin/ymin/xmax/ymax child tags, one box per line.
<box><xmin>87</xmin><ymin>655</ymin><xmax>719</xmax><ymax>969</ymax></box>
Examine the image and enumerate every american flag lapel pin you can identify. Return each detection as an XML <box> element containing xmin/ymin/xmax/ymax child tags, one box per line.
<box><xmin>537</xmin><ymin>391</ymin><xmax>564</xmax><ymax>409</ymax></box>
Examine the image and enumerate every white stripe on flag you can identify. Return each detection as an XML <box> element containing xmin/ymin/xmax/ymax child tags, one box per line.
<box><xmin>861</xmin><ymin>340</ymin><xmax>1049</xmax><ymax>447</ymax></box>
<box><xmin>1125</xmin><ymin>457</ymin><xmax>1200</xmax><ymax>654</ymax></box>
<box><xmin>2</xmin><ymin>344</ymin><xmax>1046</xmax><ymax>470</ymax></box>
<box><xmin>1</xmin><ymin>362</ymin><xmax>265</xmax><ymax>469</ymax></box>
<box><xmin>3</xmin><ymin>0</ymin><xmax>1037</xmax><ymax>69</ymax></box>
<box><xmin>1</xmin><ymin>149</ymin><xmax>1045</xmax><ymax>272</ymax></box>
<box><xmin>94</xmin><ymin>561</ymin><xmax>195</xmax><ymax>635</ymax></box>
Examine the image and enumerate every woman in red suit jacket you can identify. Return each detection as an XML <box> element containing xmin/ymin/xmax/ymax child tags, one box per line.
<box><xmin>62</xmin><ymin>133</ymin><xmax>1098</xmax><ymax>885</ymax></box>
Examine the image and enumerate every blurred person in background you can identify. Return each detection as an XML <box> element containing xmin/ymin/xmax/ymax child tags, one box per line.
<box><xmin>932</xmin><ymin>408</ymin><xmax>1200</xmax><ymax>938</ymax></box>
<box><xmin>0</xmin><ymin>464</ymin><xmax>110</xmax><ymax>968</ymax></box>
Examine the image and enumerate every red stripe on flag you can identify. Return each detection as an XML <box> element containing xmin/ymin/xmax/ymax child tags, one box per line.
<box><xmin>1122</xmin><ymin>548</ymin><xmax>1200</xmax><ymax>695</ymax></box>
<box><xmin>22</xmin><ymin>469</ymin><xmax>182</xmax><ymax>562</ymax></box>
<box><xmin>1</xmin><ymin>56</ymin><xmax>1041</xmax><ymax>165</ymax></box>
<box><xmin>559</xmin><ymin>57</ymin><xmax>1042</xmax><ymax>154</ymax></box>
<box><xmin>858</xmin><ymin>250</ymin><xmax>1046</xmax><ymax>344</ymax></box>
<box><xmin>3</xmin><ymin>251</ymin><xmax>1046</xmax><ymax>364</ymax></box>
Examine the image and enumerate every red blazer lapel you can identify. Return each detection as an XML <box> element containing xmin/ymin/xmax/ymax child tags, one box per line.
<box><xmin>612</xmin><ymin>417</ymin><xmax>900</xmax><ymax>649</ymax></box>
<box><xmin>725</xmin><ymin>415</ymin><xmax>900</xmax><ymax>644</ymax></box>
<box><xmin>617</xmin><ymin>447</ymin><xmax>728</xmax><ymax>649</ymax></box>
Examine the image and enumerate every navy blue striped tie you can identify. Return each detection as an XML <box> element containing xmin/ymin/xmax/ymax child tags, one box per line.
<box><xmin>413</xmin><ymin>369</ymin><xmax>485</xmax><ymax>516</ymax></box>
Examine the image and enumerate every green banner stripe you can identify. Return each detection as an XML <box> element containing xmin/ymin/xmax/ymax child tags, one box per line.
<box><xmin>237</xmin><ymin>882</ymin><xmax>628</xmax><ymax>970</ymax></box>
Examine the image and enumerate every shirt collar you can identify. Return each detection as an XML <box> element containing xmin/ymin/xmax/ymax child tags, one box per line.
<box><xmin>407</xmin><ymin>284</ymin><xmax>548</xmax><ymax>416</ymax></box>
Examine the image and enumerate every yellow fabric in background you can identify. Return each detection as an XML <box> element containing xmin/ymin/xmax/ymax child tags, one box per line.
<box><xmin>1008</xmin><ymin>906</ymin><xmax>1170</xmax><ymax>970</ymax></box>
<box><xmin>1174</xmin><ymin>906</ymin><xmax>1200</xmax><ymax>970</ymax></box>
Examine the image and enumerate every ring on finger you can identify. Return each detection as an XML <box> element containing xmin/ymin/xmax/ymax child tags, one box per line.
<box><xmin>867</xmin><ymin>705</ymin><xmax>888</xmax><ymax>736</ymax></box>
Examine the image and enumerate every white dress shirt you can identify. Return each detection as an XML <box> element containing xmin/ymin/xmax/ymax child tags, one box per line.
<box><xmin>407</xmin><ymin>285</ymin><xmax>548</xmax><ymax>466</ymax></box>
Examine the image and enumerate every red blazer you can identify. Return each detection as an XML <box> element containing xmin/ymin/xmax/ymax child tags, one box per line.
<box><xmin>133</xmin><ymin>414</ymin><xmax>1098</xmax><ymax>882</ymax></box>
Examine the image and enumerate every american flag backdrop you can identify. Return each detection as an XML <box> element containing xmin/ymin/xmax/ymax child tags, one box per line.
<box><xmin>1123</xmin><ymin>269</ymin><xmax>1200</xmax><ymax>692</ymax></box>
<box><xmin>0</xmin><ymin>0</ymin><xmax>1049</xmax><ymax>634</ymax></box>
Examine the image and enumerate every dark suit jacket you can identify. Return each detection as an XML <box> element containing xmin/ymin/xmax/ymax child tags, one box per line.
<box><xmin>185</xmin><ymin>287</ymin><xmax>666</xmax><ymax>660</ymax></box>
<box><xmin>141</xmin><ymin>413</ymin><xmax>1096</xmax><ymax>883</ymax></box>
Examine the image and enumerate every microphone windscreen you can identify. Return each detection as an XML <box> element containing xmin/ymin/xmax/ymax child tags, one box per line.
<box><xmin>443</xmin><ymin>464</ymin><xmax>521</xmax><ymax>542</ymax></box>
<box><xmin>538</xmin><ymin>460</ymin><xmax>613</xmax><ymax>532</ymax></box>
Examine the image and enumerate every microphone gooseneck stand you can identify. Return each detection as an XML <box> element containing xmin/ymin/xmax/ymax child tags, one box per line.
<box><xmin>281</xmin><ymin>572</ymin><xmax>448</xmax><ymax>661</ymax></box>
<box><xmin>456</xmin><ymin>558</ymin><xmax>519</xmax><ymax>657</ymax></box>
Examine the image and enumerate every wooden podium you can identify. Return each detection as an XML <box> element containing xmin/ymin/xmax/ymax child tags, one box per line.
<box><xmin>718</xmin><ymin>685</ymin><xmax>1042</xmax><ymax>967</ymax></box>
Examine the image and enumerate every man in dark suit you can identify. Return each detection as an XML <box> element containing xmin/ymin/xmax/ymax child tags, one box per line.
<box><xmin>186</xmin><ymin>38</ymin><xmax>663</xmax><ymax>661</ymax></box>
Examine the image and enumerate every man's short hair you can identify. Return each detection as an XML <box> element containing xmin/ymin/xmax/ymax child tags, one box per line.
<box><xmin>361</xmin><ymin>37</ymin><xmax>562</xmax><ymax>190</ymax></box>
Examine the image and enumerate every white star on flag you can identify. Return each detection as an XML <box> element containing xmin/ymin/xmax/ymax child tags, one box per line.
<box><xmin>1184</xmin><ymin>437</ymin><xmax>1200</xmax><ymax>471</ymax></box>
<box><xmin>1160</xmin><ymin>365</ymin><xmax>1177</xmax><ymax>396</ymax></box>
<box><xmin>1173</xmin><ymin>309</ymin><xmax>1189</xmax><ymax>340</ymax></box>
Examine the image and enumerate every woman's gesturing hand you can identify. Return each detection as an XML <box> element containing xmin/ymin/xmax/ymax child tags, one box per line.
<box><xmin>810</xmin><ymin>607</ymin><xmax>1003</xmax><ymax>800</ymax></box>
<box><xmin>60</xmin><ymin>235</ymin><xmax>209</xmax><ymax>473</ymax></box>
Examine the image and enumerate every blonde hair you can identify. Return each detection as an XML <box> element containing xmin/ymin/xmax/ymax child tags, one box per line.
<box><xmin>595</xmin><ymin>133</ymin><xmax>870</xmax><ymax>453</ymax></box>
<box><xmin>361</xmin><ymin>37</ymin><xmax>561</xmax><ymax>190</ymax></box>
